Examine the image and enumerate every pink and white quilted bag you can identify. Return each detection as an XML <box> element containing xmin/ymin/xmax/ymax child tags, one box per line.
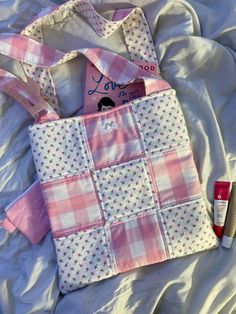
<box><xmin>0</xmin><ymin>2</ymin><xmax>218</xmax><ymax>294</ymax></box>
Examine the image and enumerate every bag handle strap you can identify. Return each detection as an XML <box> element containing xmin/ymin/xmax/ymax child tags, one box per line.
<box><xmin>112</xmin><ymin>8</ymin><xmax>158</xmax><ymax>68</ymax></box>
<box><xmin>0</xmin><ymin>34</ymin><xmax>170</xmax><ymax>121</ymax></box>
<box><xmin>0</xmin><ymin>68</ymin><xmax>59</xmax><ymax>121</ymax></box>
<box><xmin>23</xmin><ymin>0</ymin><xmax>159</xmax><ymax>68</ymax></box>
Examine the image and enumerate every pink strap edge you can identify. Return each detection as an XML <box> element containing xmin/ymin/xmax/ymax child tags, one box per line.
<box><xmin>3</xmin><ymin>181</ymin><xmax>51</xmax><ymax>244</ymax></box>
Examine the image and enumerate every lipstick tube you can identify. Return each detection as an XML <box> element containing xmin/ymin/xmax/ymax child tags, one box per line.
<box><xmin>221</xmin><ymin>182</ymin><xmax>236</xmax><ymax>248</ymax></box>
<box><xmin>213</xmin><ymin>181</ymin><xmax>231</xmax><ymax>237</ymax></box>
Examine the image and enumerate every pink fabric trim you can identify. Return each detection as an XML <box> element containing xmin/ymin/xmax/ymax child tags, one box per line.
<box><xmin>112</xmin><ymin>8</ymin><xmax>134</xmax><ymax>21</ymax></box>
<box><xmin>93</xmin><ymin>153</ymin><xmax>145</xmax><ymax>171</ymax></box>
<box><xmin>35</xmin><ymin>111</ymin><xmax>60</xmax><ymax>124</ymax></box>
<box><xmin>0</xmin><ymin>218</ymin><xmax>16</xmax><ymax>233</ymax></box>
<box><xmin>5</xmin><ymin>181</ymin><xmax>50</xmax><ymax>244</ymax></box>
<box><xmin>53</xmin><ymin>222</ymin><xmax>104</xmax><ymax>239</ymax></box>
<box><xmin>146</xmin><ymin>158</ymin><xmax>161</xmax><ymax>206</ymax></box>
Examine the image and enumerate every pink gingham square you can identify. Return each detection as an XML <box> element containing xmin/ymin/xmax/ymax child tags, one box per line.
<box><xmin>150</xmin><ymin>149</ymin><xmax>202</xmax><ymax>206</ymax></box>
<box><xmin>109</xmin><ymin>213</ymin><xmax>167</xmax><ymax>272</ymax></box>
<box><xmin>42</xmin><ymin>173</ymin><xmax>103</xmax><ymax>237</ymax></box>
<box><xmin>83</xmin><ymin>106</ymin><xmax>144</xmax><ymax>168</ymax></box>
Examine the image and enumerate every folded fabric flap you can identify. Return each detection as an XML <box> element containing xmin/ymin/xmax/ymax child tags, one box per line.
<box><xmin>0</xmin><ymin>217</ymin><xmax>17</xmax><ymax>233</ymax></box>
<box><xmin>5</xmin><ymin>181</ymin><xmax>51</xmax><ymax>244</ymax></box>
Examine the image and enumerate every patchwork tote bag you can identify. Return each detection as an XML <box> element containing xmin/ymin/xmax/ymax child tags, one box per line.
<box><xmin>1</xmin><ymin>1</ymin><xmax>161</xmax><ymax>243</ymax></box>
<box><xmin>0</xmin><ymin>32</ymin><xmax>218</xmax><ymax>293</ymax></box>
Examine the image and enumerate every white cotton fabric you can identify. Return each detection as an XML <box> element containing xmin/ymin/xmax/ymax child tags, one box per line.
<box><xmin>1</xmin><ymin>0</ymin><xmax>236</xmax><ymax>313</ymax></box>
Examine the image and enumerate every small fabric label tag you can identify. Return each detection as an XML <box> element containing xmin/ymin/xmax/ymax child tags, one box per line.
<box><xmin>83</xmin><ymin>61</ymin><xmax>158</xmax><ymax>114</ymax></box>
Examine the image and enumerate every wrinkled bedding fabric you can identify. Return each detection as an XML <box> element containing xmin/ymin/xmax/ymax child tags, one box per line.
<box><xmin>0</xmin><ymin>0</ymin><xmax>236</xmax><ymax>313</ymax></box>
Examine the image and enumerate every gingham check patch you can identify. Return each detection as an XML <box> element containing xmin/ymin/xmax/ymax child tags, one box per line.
<box><xmin>83</xmin><ymin>105</ymin><xmax>144</xmax><ymax>168</ymax></box>
<box><xmin>109</xmin><ymin>213</ymin><xmax>167</xmax><ymax>272</ymax></box>
<box><xmin>151</xmin><ymin>149</ymin><xmax>202</xmax><ymax>206</ymax></box>
<box><xmin>42</xmin><ymin>174</ymin><xmax>103</xmax><ymax>237</ymax></box>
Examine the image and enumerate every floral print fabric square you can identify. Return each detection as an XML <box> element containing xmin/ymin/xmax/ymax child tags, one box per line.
<box><xmin>29</xmin><ymin>120</ymin><xmax>91</xmax><ymax>182</ymax></box>
<box><xmin>54</xmin><ymin>227</ymin><xmax>114</xmax><ymax>293</ymax></box>
<box><xmin>158</xmin><ymin>199</ymin><xmax>218</xmax><ymax>258</ymax></box>
<box><xmin>132</xmin><ymin>90</ymin><xmax>189</xmax><ymax>154</ymax></box>
<box><xmin>96</xmin><ymin>158</ymin><xmax>158</xmax><ymax>222</ymax></box>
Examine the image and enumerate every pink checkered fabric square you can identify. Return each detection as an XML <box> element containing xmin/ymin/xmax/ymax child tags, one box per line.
<box><xmin>109</xmin><ymin>213</ymin><xmax>167</xmax><ymax>272</ymax></box>
<box><xmin>151</xmin><ymin>149</ymin><xmax>202</xmax><ymax>206</ymax></box>
<box><xmin>83</xmin><ymin>105</ymin><xmax>144</xmax><ymax>168</ymax></box>
<box><xmin>42</xmin><ymin>174</ymin><xmax>103</xmax><ymax>237</ymax></box>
